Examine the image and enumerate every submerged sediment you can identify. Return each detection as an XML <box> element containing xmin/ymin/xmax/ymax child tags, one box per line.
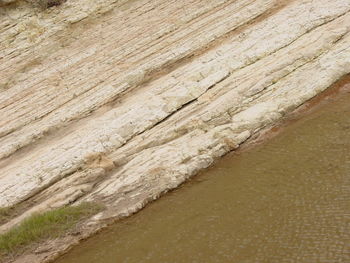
<box><xmin>0</xmin><ymin>0</ymin><xmax>350</xmax><ymax>261</ymax></box>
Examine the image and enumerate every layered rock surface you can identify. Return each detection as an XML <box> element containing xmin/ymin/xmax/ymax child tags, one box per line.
<box><xmin>0</xmin><ymin>0</ymin><xmax>350</xmax><ymax>260</ymax></box>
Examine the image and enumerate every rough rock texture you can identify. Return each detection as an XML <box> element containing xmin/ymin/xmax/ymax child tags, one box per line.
<box><xmin>0</xmin><ymin>0</ymin><xmax>350</xmax><ymax>261</ymax></box>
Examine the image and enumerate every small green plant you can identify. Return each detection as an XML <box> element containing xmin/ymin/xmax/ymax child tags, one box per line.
<box><xmin>0</xmin><ymin>203</ymin><xmax>102</xmax><ymax>256</ymax></box>
<box><xmin>39</xmin><ymin>0</ymin><xmax>66</xmax><ymax>9</ymax></box>
<box><xmin>0</xmin><ymin>0</ymin><xmax>65</xmax><ymax>9</ymax></box>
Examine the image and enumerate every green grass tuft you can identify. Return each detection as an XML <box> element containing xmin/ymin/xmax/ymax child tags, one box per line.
<box><xmin>0</xmin><ymin>208</ymin><xmax>12</xmax><ymax>223</ymax></box>
<box><xmin>0</xmin><ymin>203</ymin><xmax>102</xmax><ymax>256</ymax></box>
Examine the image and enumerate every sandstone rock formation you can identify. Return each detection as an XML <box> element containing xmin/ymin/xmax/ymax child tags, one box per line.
<box><xmin>1</xmin><ymin>0</ymin><xmax>349</xmax><ymax>261</ymax></box>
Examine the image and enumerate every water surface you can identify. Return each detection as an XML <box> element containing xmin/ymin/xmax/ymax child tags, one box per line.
<box><xmin>57</xmin><ymin>87</ymin><xmax>350</xmax><ymax>263</ymax></box>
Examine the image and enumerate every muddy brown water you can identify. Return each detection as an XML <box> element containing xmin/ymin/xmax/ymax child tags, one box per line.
<box><xmin>56</xmin><ymin>85</ymin><xmax>350</xmax><ymax>263</ymax></box>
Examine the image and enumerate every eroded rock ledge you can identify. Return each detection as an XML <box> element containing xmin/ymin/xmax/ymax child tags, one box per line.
<box><xmin>1</xmin><ymin>0</ymin><xmax>350</xmax><ymax>261</ymax></box>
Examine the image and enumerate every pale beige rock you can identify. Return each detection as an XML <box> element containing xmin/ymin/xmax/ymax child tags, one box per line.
<box><xmin>0</xmin><ymin>0</ymin><xmax>349</xmax><ymax>261</ymax></box>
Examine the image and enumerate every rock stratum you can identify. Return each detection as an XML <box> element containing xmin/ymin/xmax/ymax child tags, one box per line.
<box><xmin>0</xmin><ymin>0</ymin><xmax>350</xmax><ymax>261</ymax></box>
